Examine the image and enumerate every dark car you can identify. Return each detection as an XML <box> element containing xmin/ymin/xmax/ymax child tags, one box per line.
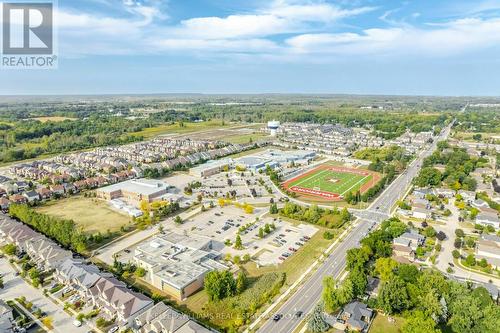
<box><xmin>295</xmin><ymin>311</ymin><xmax>303</xmax><ymax>318</ymax></box>
<box><xmin>273</xmin><ymin>314</ymin><xmax>283</xmax><ymax>321</ymax></box>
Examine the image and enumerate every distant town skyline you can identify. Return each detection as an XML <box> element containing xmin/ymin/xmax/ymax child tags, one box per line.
<box><xmin>2</xmin><ymin>0</ymin><xmax>500</xmax><ymax>96</ymax></box>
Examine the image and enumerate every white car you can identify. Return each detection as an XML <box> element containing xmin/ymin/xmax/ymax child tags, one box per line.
<box><xmin>108</xmin><ymin>326</ymin><xmax>119</xmax><ymax>333</ymax></box>
<box><xmin>73</xmin><ymin>320</ymin><xmax>82</xmax><ymax>327</ymax></box>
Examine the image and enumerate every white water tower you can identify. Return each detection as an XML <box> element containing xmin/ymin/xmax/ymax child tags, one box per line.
<box><xmin>267</xmin><ymin>120</ymin><xmax>280</xmax><ymax>136</ymax></box>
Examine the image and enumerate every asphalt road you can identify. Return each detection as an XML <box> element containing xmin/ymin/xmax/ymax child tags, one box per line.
<box><xmin>255</xmin><ymin>123</ymin><xmax>452</xmax><ymax>333</ymax></box>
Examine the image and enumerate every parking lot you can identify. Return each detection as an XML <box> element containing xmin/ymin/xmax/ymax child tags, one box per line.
<box><xmin>115</xmin><ymin>204</ymin><xmax>317</xmax><ymax>267</ymax></box>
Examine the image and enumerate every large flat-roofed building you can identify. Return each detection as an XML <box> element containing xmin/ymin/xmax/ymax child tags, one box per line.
<box><xmin>235</xmin><ymin>149</ymin><xmax>316</xmax><ymax>171</ymax></box>
<box><xmin>134</xmin><ymin>232</ymin><xmax>226</xmax><ymax>300</ymax></box>
<box><xmin>96</xmin><ymin>178</ymin><xmax>169</xmax><ymax>204</ymax></box>
<box><xmin>189</xmin><ymin>158</ymin><xmax>233</xmax><ymax>178</ymax></box>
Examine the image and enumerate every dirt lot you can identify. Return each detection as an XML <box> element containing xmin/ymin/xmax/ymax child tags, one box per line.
<box><xmin>36</xmin><ymin>195</ymin><xmax>133</xmax><ymax>234</ymax></box>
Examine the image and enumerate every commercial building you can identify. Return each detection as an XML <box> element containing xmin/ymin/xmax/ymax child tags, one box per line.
<box><xmin>234</xmin><ymin>149</ymin><xmax>315</xmax><ymax>171</ymax></box>
<box><xmin>97</xmin><ymin>178</ymin><xmax>169</xmax><ymax>204</ymax></box>
<box><xmin>189</xmin><ymin>158</ymin><xmax>233</xmax><ymax>178</ymax></box>
<box><xmin>134</xmin><ymin>232</ymin><xmax>227</xmax><ymax>300</ymax></box>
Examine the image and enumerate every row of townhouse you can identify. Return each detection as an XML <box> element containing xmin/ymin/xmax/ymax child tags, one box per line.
<box><xmin>0</xmin><ymin>169</ymin><xmax>138</xmax><ymax>211</ymax></box>
<box><xmin>0</xmin><ymin>215</ymin><xmax>213</xmax><ymax>332</ymax></box>
<box><xmin>11</xmin><ymin>161</ymin><xmax>83</xmax><ymax>184</ymax></box>
<box><xmin>55</xmin><ymin>152</ymin><xmax>130</xmax><ymax>173</ymax></box>
<box><xmin>93</xmin><ymin>139</ymin><xmax>227</xmax><ymax>164</ymax></box>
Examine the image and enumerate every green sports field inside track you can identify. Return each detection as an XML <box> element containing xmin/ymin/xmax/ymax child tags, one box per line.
<box><xmin>282</xmin><ymin>164</ymin><xmax>381</xmax><ymax>201</ymax></box>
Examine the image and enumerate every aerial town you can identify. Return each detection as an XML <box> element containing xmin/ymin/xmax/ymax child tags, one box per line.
<box><xmin>2</xmin><ymin>0</ymin><xmax>500</xmax><ymax>333</ymax></box>
<box><xmin>0</xmin><ymin>95</ymin><xmax>499</xmax><ymax>333</ymax></box>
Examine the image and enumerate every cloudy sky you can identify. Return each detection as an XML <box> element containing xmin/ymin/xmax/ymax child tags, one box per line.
<box><xmin>3</xmin><ymin>0</ymin><xmax>500</xmax><ymax>95</ymax></box>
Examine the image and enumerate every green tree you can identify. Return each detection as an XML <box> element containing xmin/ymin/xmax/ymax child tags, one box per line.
<box><xmin>236</xmin><ymin>271</ymin><xmax>247</xmax><ymax>294</ymax></box>
<box><xmin>374</xmin><ymin>257</ymin><xmax>398</xmax><ymax>281</ymax></box>
<box><xmin>134</xmin><ymin>267</ymin><xmax>146</xmax><ymax>278</ymax></box>
<box><xmin>402</xmin><ymin>310</ymin><xmax>440</xmax><ymax>333</ymax></box>
<box><xmin>204</xmin><ymin>270</ymin><xmax>236</xmax><ymax>301</ymax></box>
<box><xmin>234</xmin><ymin>234</ymin><xmax>243</xmax><ymax>250</ymax></box>
<box><xmin>415</xmin><ymin>167</ymin><xmax>442</xmax><ymax>187</ymax></box>
<box><xmin>378</xmin><ymin>276</ymin><xmax>411</xmax><ymax>314</ymax></box>
<box><xmin>307</xmin><ymin>303</ymin><xmax>329</xmax><ymax>333</ymax></box>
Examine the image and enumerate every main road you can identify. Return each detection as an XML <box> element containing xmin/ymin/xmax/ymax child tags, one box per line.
<box><xmin>254</xmin><ymin>122</ymin><xmax>453</xmax><ymax>333</ymax></box>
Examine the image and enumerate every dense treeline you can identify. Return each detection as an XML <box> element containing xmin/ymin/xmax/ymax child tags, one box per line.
<box><xmin>416</xmin><ymin>141</ymin><xmax>486</xmax><ymax>190</ymax></box>
<box><xmin>455</xmin><ymin>109</ymin><xmax>500</xmax><ymax>133</ymax></box>
<box><xmin>0</xmin><ymin>96</ymin><xmax>453</xmax><ymax>163</ymax></box>
<box><xmin>8</xmin><ymin>204</ymin><xmax>87</xmax><ymax>253</ymax></box>
<box><xmin>322</xmin><ymin>217</ymin><xmax>500</xmax><ymax>333</ymax></box>
<box><xmin>344</xmin><ymin>164</ymin><xmax>396</xmax><ymax>205</ymax></box>
<box><xmin>0</xmin><ymin>115</ymin><xmax>151</xmax><ymax>162</ymax></box>
<box><xmin>279</xmin><ymin>202</ymin><xmax>351</xmax><ymax>228</ymax></box>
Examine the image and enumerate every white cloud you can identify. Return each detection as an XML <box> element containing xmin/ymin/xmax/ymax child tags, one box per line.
<box><xmin>164</xmin><ymin>0</ymin><xmax>373</xmax><ymax>40</ymax></box>
<box><xmin>285</xmin><ymin>17</ymin><xmax>500</xmax><ymax>57</ymax></box>
<box><xmin>52</xmin><ymin>0</ymin><xmax>500</xmax><ymax>61</ymax></box>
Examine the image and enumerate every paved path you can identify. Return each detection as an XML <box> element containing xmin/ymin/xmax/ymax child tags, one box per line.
<box><xmin>0</xmin><ymin>258</ymin><xmax>90</xmax><ymax>333</ymax></box>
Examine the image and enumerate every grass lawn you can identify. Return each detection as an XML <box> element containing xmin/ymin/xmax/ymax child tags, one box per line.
<box><xmin>36</xmin><ymin>195</ymin><xmax>133</xmax><ymax>234</ymax></box>
<box><xmin>131</xmin><ymin>119</ymin><xmax>229</xmax><ymax>138</ymax></box>
<box><xmin>369</xmin><ymin>313</ymin><xmax>406</xmax><ymax>333</ymax></box>
<box><xmin>221</xmin><ymin>132</ymin><xmax>270</xmax><ymax>144</ymax></box>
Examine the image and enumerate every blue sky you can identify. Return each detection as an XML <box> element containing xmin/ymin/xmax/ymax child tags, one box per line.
<box><xmin>3</xmin><ymin>0</ymin><xmax>500</xmax><ymax>96</ymax></box>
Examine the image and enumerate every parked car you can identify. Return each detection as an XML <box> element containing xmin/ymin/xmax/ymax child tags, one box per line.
<box><xmin>289</xmin><ymin>247</ymin><xmax>297</xmax><ymax>252</ymax></box>
<box><xmin>295</xmin><ymin>311</ymin><xmax>303</xmax><ymax>318</ymax></box>
<box><xmin>108</xmin><ymin>326</ymin><xmax>119</xmax><ymax>333</ymax></box>
<box><xmin>73</xmin><ymin>320</ymin><xmax>82</xmax><ymax>327</ymax></box>
<box><xmin>273</xmin><ymin>314</ymin><xmax>283</xmax><ymax>321</ymax></box>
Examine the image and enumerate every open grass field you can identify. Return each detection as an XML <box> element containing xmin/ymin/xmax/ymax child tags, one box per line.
<box><xmin>36</xmin><ymin>196</ymin><xmax>132</xmax><ymax>234</ymax></box>
<box><xmin>131</xmin><ymin>119</ymin><xmax>230</xmax><ymax>139</ymax></box>
<box><xmin>369</xmin><ymin>313</ymin><xmax>406</xmax><ymax>333</ymax></box>
<box><xmin>282</xmin><ymin>163</ymin><xmax>381</xmax><ymax>201</ymax></box>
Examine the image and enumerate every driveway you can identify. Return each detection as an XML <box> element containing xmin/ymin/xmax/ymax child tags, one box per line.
<box><xmin>0</xmin><ymin>258</ymin><xmax>91</xmax><ymax>333</ymax></box>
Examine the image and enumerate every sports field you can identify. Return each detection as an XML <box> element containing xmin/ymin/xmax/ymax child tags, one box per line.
<box><xmin>282</xmin><ymin>164</ymin><xmax>380</xmax><ymax>201</ymax></box>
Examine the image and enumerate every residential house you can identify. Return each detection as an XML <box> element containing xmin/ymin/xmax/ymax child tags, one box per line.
<box><xmin>435</xmin><ymin>188</ymin><xmax>455</xmax><ymax>198</ymax></box>
<box><xmin>458</xmin><ymin>190</ymin><xmax>476</xmax><ymax>204</ymax></box>
<box><xmin>54</xmin><ymin>258</ymin><xmax>105</xmax><ymax>298</ymax></box>
<box><xmin>50</xmin><ymin>184</ymin><xmax>65</xmax><ymax>196</ymax></box>
<box><xmin>366</xmin><ymin>277</ymin><xmax>381</xmax><ymax>298</ymax></box>
<box><xmin>334</xmin><ymin>301</ymin><xmax>373</xmax><ymax>332</ymax></box>
<box><xmin>476</xmin><ymin>212</ymin><xmax>500</xmax><ymax>230</ymax></box>
<box><xmin>476</xmin><ymin>234</ymin><xmax>500</xmax><ymax>269</ymax></box>
<box><xmin>23</xmin><ymin>190</ymin><xmax>40</xmax><ymax>203</ymax></box>
<box><xmin>396</xmin><ymin>231</ymin><xmax>425</xmax><ymax>251</ymax></box>
<box><xmin>0</xmin><ymin>198</ymin><xmax>10</xmax><ymax>211</ymax></box>
<box><xmin>9</xmin><ymin>194</ymin><xmax>27</xmax><ymax>204</ymax></box>
<box><xmin>412</xmin><ymin>207</ymin><xmax>432</xmax><ymax>220</ymax></box>
<box><xmin>25</xmin><ymin>238</ymin><xmax>70</xmax><ymax>271</ymax></box>
<box><xmin>472</xmin><ymin>199</ymin><xmax>489</xmax><ymax>209</ymax></box>
<box><xmin>133</xmin><ymin>302</ymin><xmax>189</xmax><ymax>333</ymax></box>
<box><xmin>0</xmin><ymin>300</ymin><xmax>14</xmax><ymax>333</ymax></box>
<box><xmin>36</xmin><ymin>187</ymin><xmax>52</xmax><ymax>200</ymax></box>
<box><xmin>89</xmin><ymin>276</ymin><xmax>153</xmax><ymax>327</ymax></box>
